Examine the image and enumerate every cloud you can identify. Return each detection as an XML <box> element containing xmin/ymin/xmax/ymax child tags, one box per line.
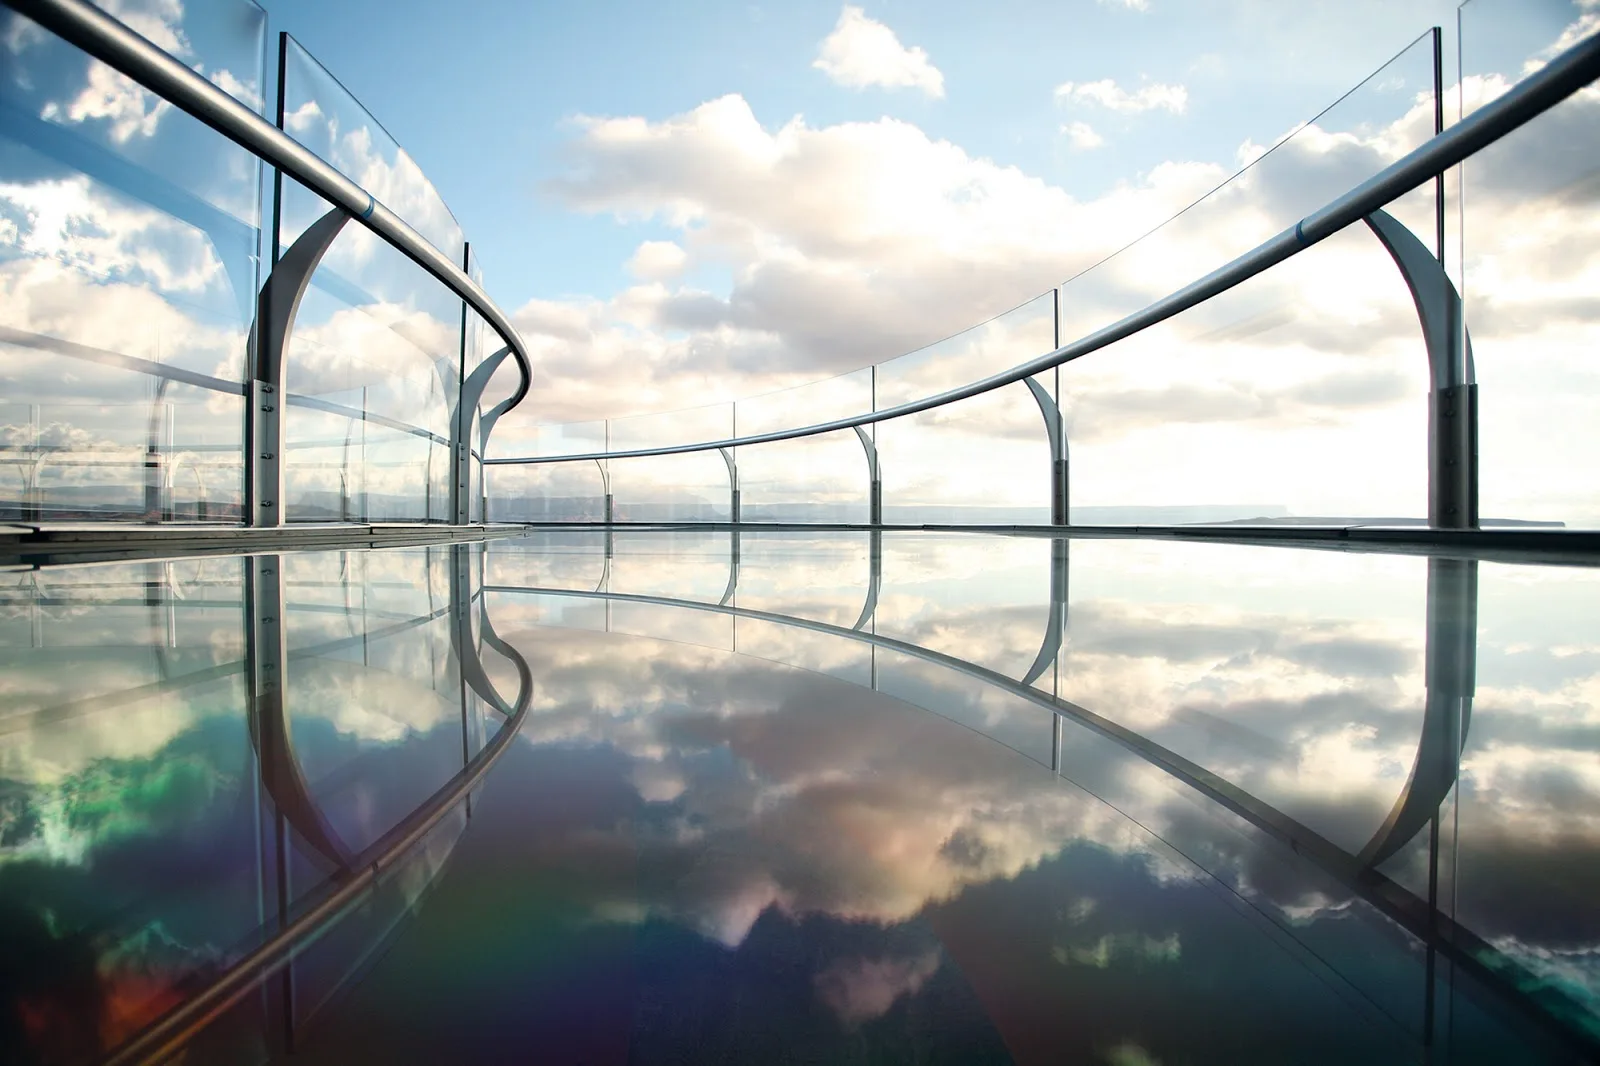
<box><xmin>813</xmin><ymin>6</ymin><xmax>945</xmax><ymax>98</ymax></box>
<box><xmin>1055</xmin><ymin>78</ymin><xmax>1187</xmax><ymax>114</ymax></box>
<box><xmin>1097</xmin><ymin>0</ymin><xmax>1150</xmax><ymax>10</ymax></box>
<box><xmin>1062</xmin><ymin>121</ymin><xmax>1105</xmax><ymax>150</ymax></box>
<box><xmin>627</xmin><ymin>239</ymin><xmax>688</xmax><ymax>280</ymax></box>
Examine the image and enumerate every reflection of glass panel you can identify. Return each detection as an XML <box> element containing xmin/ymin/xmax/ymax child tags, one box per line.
<box><xmin>734</xmin><ymin>531</ymin><xmax>875</xmax><ymax>626</ymax></box>
<box><xmin>1461</xmin><ymin>0</ymin><xmax>1600</xmax><ymax>529</ymax></box>
<box><xmin>0</xmin><ymin>558</ymin><xmax>258</xmax><ymax>1057</ymax></box>
<box><xmin>0</xmin><ymin>3</ymin><xmax>266</xmax><ymax>521</ymax></box>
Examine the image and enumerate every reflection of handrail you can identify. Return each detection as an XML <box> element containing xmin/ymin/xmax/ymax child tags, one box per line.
<box><xmin>100</xmin><ymin>563</ymin><xmax>534</xmax><ymax>1066</ymax></box>
<box><xmin>8</xmin><ymin>0</ymin><xmax>534</xmax><ymax>420</ymax></box>
<box><xmin>488</xmin><ymin>30</ymin><xmax>1600</xmax><ymax>467</ymax></box>
<box><xmin>485</xmin><ymin>581</ymin><xmax>1594</xmax><ymax>1060</ymax></box>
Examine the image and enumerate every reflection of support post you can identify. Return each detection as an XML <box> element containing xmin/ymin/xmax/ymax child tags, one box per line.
<box><xmin>719</xmin><ymin>447</ymin><xmax>740</xmax><ymax>523</ymax></box>
<box><xmin>1357</xmin><ymin>556</ymin><xmax>1476</xmax><ymax>869</ymax></box>
<box><xmin>244</xmin><ymin>553</ymin><xmax>294</xmax><ymax>1053</ymax></box>
<box><xmin>1023</xmin><ymin>378</ymin><xmax>1070</xmax><ymax>527</ymax></box>
<box><xmin>853</xmin><ymin>529</ymin><xmax>882</xmax><ymax>631</ymax></box>
<box><xmin>1364</xmin><ymin>208</ymin><xmax>1477</xmax><ymax>530</ymax></box>
<box><xmin>1022</xmin><ymin>538</ymin><xmax>1070</xmax><ymax>686</ymax></box>
<box><xmin>246</xmin><ymin>207</ymin><xmax>351</xmax><ymax>527</ymax></box>
<box><xmin>852</xmin><ymin>425</ymin><xmax>881</xmax><ymax>525</ymax></box>
<box><xmin>245</xmin><ymin>554</ymin><xmax>356</xmax><ymax>871</ymax></box>
<box><xmin>1357</xmin><ymin>554</ymin><xmax>1476</xmax><ymax>1048</ymax></box>
<box><xmin>720</xmin><ymin>528</ymin><xmax>741</xmax><ymax>608</ymax></box>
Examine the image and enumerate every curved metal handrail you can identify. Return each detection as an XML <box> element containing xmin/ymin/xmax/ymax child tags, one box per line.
<box><xmin>7</xmin><ymin>0</ymin><xmax>534</xmax><ymax>417</ymax></box>
<box><xmin>488</xmin><ymin>30</ymin><xmax>1600</xmax><ymax>467</ymax></box>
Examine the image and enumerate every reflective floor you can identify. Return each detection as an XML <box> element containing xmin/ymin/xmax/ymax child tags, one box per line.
<box><xmin>2</xmin><ymin>530</ymin><xmax>1598</xmax><ymax>1064</ymax></box>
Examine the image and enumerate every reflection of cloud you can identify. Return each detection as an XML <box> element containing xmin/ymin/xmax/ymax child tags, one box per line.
<box><xmin>813</xmin><ymin>949</ymin><xmax>941</xmax><ymax>1026</ymax></box>
<box><xmin>1</xmin><ymin>176</ymin><xmax>224</xmax><ymax>294</ymax></box>
<box><xmin>41</xmin><ymin>62</ymin><xmax>171</xmax><ymax>145</ymax></box>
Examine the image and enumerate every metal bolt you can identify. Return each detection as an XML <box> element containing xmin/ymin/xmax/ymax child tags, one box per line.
<box><xmin>261</xmin><ymin>452</ymin><xmax>275</xmax><ymax>460</ymax></box>
<box><xmin>262</xmin><ymin>500</ymin><xmax>275</xmax><ymax>507</ymax></box>
<box><xmin>261</xmin><ymin>405</ymin><xmax>275</xmax><ymax>412</ymax></box>
<box><xmin>262</xmin><ymin>385</ymin><xmax>274</xmax><ymax>394</ymax></box>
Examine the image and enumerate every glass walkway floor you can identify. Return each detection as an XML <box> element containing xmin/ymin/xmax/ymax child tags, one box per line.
<box><xmin>2</xmin><ymin>529</ymin><xmax>1596</xmax><ymax>1065</ymax></box>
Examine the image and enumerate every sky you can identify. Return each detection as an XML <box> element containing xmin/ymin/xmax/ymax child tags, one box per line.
<box><xmin>255</xmin><ymin>0</ymin><xmax>1470</xmax><ymax>305</ymax></box>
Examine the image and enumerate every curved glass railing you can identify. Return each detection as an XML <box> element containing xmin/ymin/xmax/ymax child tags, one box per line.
<box><xmin>490</xmin><ymin>9</ymin><xmax>1600</xmax><ymax>532</ymax></box>
<box><xmin>0</xmin><ymin>0</ymin><xmax>531</xmax><ymax>528</ymax></box>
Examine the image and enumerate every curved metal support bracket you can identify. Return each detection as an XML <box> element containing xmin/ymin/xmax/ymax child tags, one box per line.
<box><xmin>1363</xmin><ymin>208</ymin><xmax>1477</xmax><ymax>530</ymax></box>
<box><xmin>1357</xmin><ymin>557</ymin><xmax>1476</xmax><ymax>868</ymax></box>
<box><xmin>719</xmin><ymin>446</ymin><xmax>740</xmax><ymax>523</ymax></box>
<box><xmin>450</xmin><ymin>344</ymin><xmax>513</xmax><ymax>524</ymax></box>
<box><xmin>852</xmin><ymin>425</ymin><xmax>882</xmax><ymax>525</ymax></box>
<box><xmin>246</xmin><ymin>206</ymin><xmax>352</xmax><ymax>527</ymax></box>
<box><xmin>1023</xmin><ymin>377</ymin><xmax>1071</xmax><ymax>526</ymax></box>
<box><xmin>1022</xmin><ymin>539</ymin><xmax>1069</xmax><ymax>686</ymax></box>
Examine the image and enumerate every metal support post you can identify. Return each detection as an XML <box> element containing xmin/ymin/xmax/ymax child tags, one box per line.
<box><xmin>719</xmin><ymin>447</ymin><xmax>739</xmax><ymax>523</ymax></box>
<box><xmin>1364</xmin><ymin>208</ymin><xmax>1477</xmax><ymax>530</ymax></box>
<box><xmin>1023</xmin><ymin>377</ymin><xmax>1070</xmax><ymax>526</ymax></box>
<box><xmin>852</xmin><ymin>425</ymin><xmax>881</xmax><ymax>525</ymax></box>
<box><xmin>245</xmin><ymin>206</ymin><xmax>350</xmax><ymax>526</ymax></box>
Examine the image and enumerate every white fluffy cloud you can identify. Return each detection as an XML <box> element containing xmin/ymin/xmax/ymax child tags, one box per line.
<box><xmin>1055</xmin><ymin>78</ymin><xmax>1188</xmax><ymax>114</ymax></box>
<box><xmin>627</xmin><ymin>239</ymin><xmax>688</xmax><ymax>280</ymax></box>
<box><xmin>1062</xmin><ymin>120</ymin><xmax>1105</xmax><ymax>150</ymax></box>
<box><xmin>813</xmin><ymin>5</ymin><xmax>945</xmax><ymax>98</ymax></box>
<box><xmin>1097</xmin><ymin>0</ymin><xmax>1150</xmax><ymax>10</ymax></box>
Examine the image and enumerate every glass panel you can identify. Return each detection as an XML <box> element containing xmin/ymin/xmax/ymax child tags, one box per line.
<box><xmin>486</xmin><ymin>459</ymin><xmax>606</xmax><ymax>522</ymax></box>
<box><xmin>0</xmin><ymin>2</ymin><xmax>266</xmax><ymax>522</ymax></box>
<box><xmin>735</xmin><ymin>367</ymin><xmax>872</xmax><ymax>522</ymax></box>
<box><xmin>1460</xmin><ymin>0</ymin><xmax>1600</xmax><ymax>529</ymax></box>
<box><xmin>875</xmin><ymin>294</ymin><xmax>1056</xmax><ymax>523</ymax></box>
<box><xmin>607</xmin><ymin>402</ymin><xmax>733</xmax><ymax>522</ymax></box>
<box><xmin>277</xmin><ymin>171</ymin><xmax>456</xmax><ymax>522</ymax></box>
<box><xmin>1060</xmin><ymin>34</ymin><xmax>1439</xmax><ymax>525</ymax></box>
<box><xmin>279</xmin><ymin>35</ymin><xmax>462</xmax><ymax>261</ymax></box>
<box><xmin>277</xmin><ymin>37</ymin><xmax>465</xmax><ymax>523</ymax></box>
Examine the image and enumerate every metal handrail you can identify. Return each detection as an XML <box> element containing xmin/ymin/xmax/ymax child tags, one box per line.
<box><xmin>5</xmin><ymin>0</ymin><xmax>534</xmax><ymax>417</ymax></box>
<box><xmin>488</xmin><ymin>28</ymin><xmax>1600</xmax><ymax>466</ymax></box>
